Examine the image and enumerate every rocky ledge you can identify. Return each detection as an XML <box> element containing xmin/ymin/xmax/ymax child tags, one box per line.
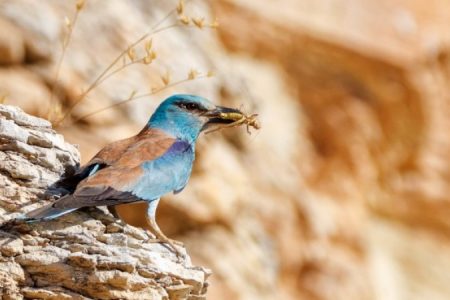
<box><xmin>0</xmin><ymin>104</ymin><xmax>210</xmax><ymax>299</ymax></box>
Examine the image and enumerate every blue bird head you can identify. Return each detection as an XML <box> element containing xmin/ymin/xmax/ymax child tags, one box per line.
<box><xmin>148</xmin><ymin>94</ymin><xmax>241</xmax><ymax>144</ymax></box>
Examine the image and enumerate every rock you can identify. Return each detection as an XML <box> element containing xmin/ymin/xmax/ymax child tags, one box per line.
<box><xmin>0</xmin><ymin>104</ymin><xmax>79</xmax><ymax>198</ymax></box>
<box><xmin>0</xmin><ymin>118</ymin><xmax>29</xmax><ymax>143</ymax></box>
<box><xmin>0</xmin><ymin>17</ymin><xmax>25</xmax><ymax>64</ymax></box>
<box><xmin>0</xmin><ymin>103</ymin><xmax>51</xmax><ymax>128</ymax></box>
<box><xmin>2</xmin><ymin>0</ymin><xmax>449</xmax><ymax>300</ymax></box>
<box><xmin>0</xmin><ymin>104</ymin><xmax>210</xmax><ymax>299</ymax></box>
<box><xmin>0</xmin><ymin>0</ymin><xmax>60</xmax><ymax>62</ymax></box>
<box><xmin>67</xmin><ymin>252</ymin><xmax>97</xmax><ymax>269</ymax></box>
<box><xmin>21</xmin><ymin>287</ymin><xmax>87</xmax><ymax>300</ymax></box>
<box><xmin>0</xmin><ymin>235</ymin><xmax>24</xmax><ymax>257</ymax></box>
<box><xmin>211</xmin><ymin>0</ymin><xmax>450</xmax><ymax>299</ymax></box>
<box><xmin>166</xmin><ymin>284</ymin><xmax>193</xmax><ymax>300</ymax></box>
<box><xmin>0</xmin><ymin>67</ymin><xmax>54</xmax><ymax>119</ymax></box>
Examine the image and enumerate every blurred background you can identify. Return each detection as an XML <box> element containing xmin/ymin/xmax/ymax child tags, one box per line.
<box><xmin>1</xmin><ymin>0</ymin><xmax>449</xmax><ymax>299</ymax></box>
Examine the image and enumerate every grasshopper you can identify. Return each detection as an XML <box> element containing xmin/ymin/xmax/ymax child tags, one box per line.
<box><xmin>205</xmin><ymin>110</ymin><xmax>260</xmax><ymax>135</ymax></box>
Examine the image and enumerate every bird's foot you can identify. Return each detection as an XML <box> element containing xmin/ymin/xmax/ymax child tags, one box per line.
<box><xmin>156</xmin><ymin>239</ymin><xmax>185</xmax><ymax>260</ymax></box>
<box><xmin>146</xmin><ymin>238</ymin><xmax>184</xmax><ymax>247</ymax></box>
<box><xmin>144</xmin><ymin>232</ymin><xmax>185</xmax><ymax>260</ymax></box>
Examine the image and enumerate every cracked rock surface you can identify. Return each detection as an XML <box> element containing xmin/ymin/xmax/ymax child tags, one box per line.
<box><xmin>0</xmin><ymin>104</ymin><xmax>210</xmax><ymax>299</ymax></box>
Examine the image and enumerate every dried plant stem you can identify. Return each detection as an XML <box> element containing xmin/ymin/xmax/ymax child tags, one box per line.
<box><xmin>47</xmin><ymin>8</ymin><xmax>81</xmax><ymax>120</ymax></box>
<box><xmin>94</xmin><ymin>60</ymin><xmax>142</xmax><ymax>89</ymax></box>
<box><xmin>85</xmin><ymin>22</ymin><xmax>192</xmax><ymax>88</ymax></box>
<box><xmin>70</xmin><ymin>75</ymin><xmax>209</xmax><ymax>125</ymax></box>
<box><xmin>54</xmin><ymin>11</ymin><xmax>183</xmax><ymax>126</ymax></box>
<box><xmin>0</xmin><ymin>93</ymin><xmax>7</xmax><ymax>104</ymax></box>
<box><xmin>132</xmin><ymin>75</ymin><xmax>209</xmax><ymax>101</ymax></box>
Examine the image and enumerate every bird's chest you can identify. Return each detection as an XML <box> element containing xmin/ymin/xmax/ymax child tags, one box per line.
<box><xmin>152</xmin><ymin>147</ymin><xmax>194</xmax><ymax>186</ymax></box>
<box><xmin>132</xmin><ymin>140</ymin><xmax>194</xmax><ymax>199</ymax></box>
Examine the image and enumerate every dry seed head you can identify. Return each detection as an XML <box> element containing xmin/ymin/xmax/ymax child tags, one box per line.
<box><xmin>143</xmin><ymin>55</ymin><xmax>153</xmax><ymax>65</ymax></box>
<box><xmin>179</xmin><ymin>15</ymin><xmax>190</xmax><ymax>25</ymax></box>
<box><xmin>209</xmin><ymin>18</ymin><xmax>219</xmax><ymax>28</ymax></box>
<box><xmin>76</xmin><ymin>0</ymin><xmax>85</xmax><ymax>11</ymax></box>
<box><xmin>48</xmin><ymin>102</ymin><xmax>64</xmax><ymax>123</ymax></box>
<box><xmin>127</xmin><ymin>47</ymin><xmax>136</xmax><ymax>61</ymax></box>
<box><xmin>143</xmin><ymin>50</ymin><xmax>157</xmax><ymax>64</ymax></box>
<box><xmin>188</xmin><ymin>69</ymin><xmax>199</xmax><ymax>80</ymax></box>
<box><xmin>0</xmin><ymin>94</ymin><xmax>7</xmax><ymax>104</ymax></box>
<box><xmin>55</xmin><ymin>102</ymin><xmax>63</xmax><ymax>116</ymax></box>
<box><xmin>193</xmin><ymin>17</ymin><xmax>205</xmax><ymax>29</ymax></box>
<box><xmin>128</xmin><ymin>90</ymin><xmax>137</xmax><ymax>99</ymax></box>
<box><xmin>64</xmin><ymin>16</ymin><xmax>72</xmax><ymax>28</ymax></box>
<box><xmin>145</xmin><ymin>39</ymin><xmax>153</xmax><ymax>53</ymax></box>
<box><xmin>176</xmin><ymin>0</ymin><xmax>184</xmax><ymax>15</ymax></box>
<box><xmin>161</xmin><ymin>71</ymin><xmax>171</xmax><ymax>86</ymax></box>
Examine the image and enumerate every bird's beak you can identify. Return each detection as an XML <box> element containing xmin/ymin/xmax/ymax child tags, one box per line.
<box><xmin>203</xmin><ymin>106</ymin><xmax>242</xmax><ymax>125</ymax></box>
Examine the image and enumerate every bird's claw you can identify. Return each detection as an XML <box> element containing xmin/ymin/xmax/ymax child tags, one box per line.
<box><xmin>144</xmin><ymin>236</ymin><xmax>185</xmax><ymax>259</ymax></box>
<box><xmin>168</xmin><ymin>239</ymin><xmax>184</xmax><ymax>247</ymax></box>
<box><xmin>144</xmin><ymin>237</ymin><xmax>180</xmax><ymax>244</ymax></box>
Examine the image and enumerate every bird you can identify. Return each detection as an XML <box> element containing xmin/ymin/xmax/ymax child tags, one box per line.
<box><xmin>22</xmin><ymin>94</ymin><xmax>242</xmax><ymax>257</ymax></box>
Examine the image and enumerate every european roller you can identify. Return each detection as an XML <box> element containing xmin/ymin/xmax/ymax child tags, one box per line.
<box><xmin>23</xmin><ymin>94</ymin><xmax>242</xmax><ymax>256</ymax></box>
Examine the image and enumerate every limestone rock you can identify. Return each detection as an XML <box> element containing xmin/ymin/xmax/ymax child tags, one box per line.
<box><xmin>0</xmin><ymin>68</ymin><xmax>53</xmax><ymax>118</ymax></box>
<box><xmin>2</xmin><ymin>1</ymin><xmax>449</xmax><ymax>300</ymax></box>
<box><xmin>0</xmin><ymin>17</ymin><xmax>25</xmax><ymax>64</ymax></box>
<box><xmin>211</xmin><ymin>0</ymin><xmax>450</xmax><ymax>299</ymax></box>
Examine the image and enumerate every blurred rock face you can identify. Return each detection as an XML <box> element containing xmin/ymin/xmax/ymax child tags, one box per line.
<box><xmin>212</xmin><ymin>0</ymin><xmax>450</xmax><ymax>299</ymax></box>
<box><xmin>0</xmin><ymin>0</ymin><xmax>449</xmax><ymax>300</ymax></box>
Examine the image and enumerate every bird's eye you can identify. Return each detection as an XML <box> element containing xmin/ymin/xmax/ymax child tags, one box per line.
<box><xmin>186</xmin><ymin>103</ymin><xmax>199</xmax><ymax>110</ymax></box>
<box><xmin>178</xmin><ymin>102</ymin><xmax>199</xmax><ymax>110</ymax></box>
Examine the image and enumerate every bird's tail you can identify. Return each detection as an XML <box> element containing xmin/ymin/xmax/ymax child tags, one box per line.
<box><xmin>20</xmin><ymin>201</ymin><xmax>77</xmax><ymax>223</ymax></box>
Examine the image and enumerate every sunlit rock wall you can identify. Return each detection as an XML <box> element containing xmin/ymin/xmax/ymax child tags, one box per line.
<box><xmin>0</xmin><ymin>0</ymin><xmax>449</xmax><ymax>299</ymax></box>
<box><xmin>212</xmin><ymin>0</ymin><xmax>450</xmax><ymax>299</ymax></box>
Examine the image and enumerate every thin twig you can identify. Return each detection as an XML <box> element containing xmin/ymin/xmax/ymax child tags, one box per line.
<box><xmin>55</xmin><ymin>9</ymin><xmax>182</xmax><ymax>126</ymax></box>
<box><xmin>95</xmin><ymin>60</ymin><xmax>141</xmax><ymax>88</ymax></box>
<box><xmin>80</xmin><ymin>24</ymin><xmax>183</xmax><ymax>91</ymax></box>
<box><xmin>48</xmin><ymin>8</ymin><xmax>81</xmax><ymax>121</ymax></box>
<box><xmin>70</xmin><ymin>75</ymin><xmax>209</xmax><ymax>125</ymax></box>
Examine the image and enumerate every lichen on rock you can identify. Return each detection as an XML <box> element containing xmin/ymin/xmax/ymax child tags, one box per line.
<box><xmin>0</xmin><ymin>104</ymin><xmax>210</xmax><ymax>299</ymax></box>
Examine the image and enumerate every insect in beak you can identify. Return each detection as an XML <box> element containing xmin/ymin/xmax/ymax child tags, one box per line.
<box><xmin>202</xmin><ymin>106</ymin><xmax>260</xmax><ymax>134</ymax></box>
<box><xmin>203</xmin><ymin>106</ymin><xmax>242</xmax><ymax>124</ymax></box>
